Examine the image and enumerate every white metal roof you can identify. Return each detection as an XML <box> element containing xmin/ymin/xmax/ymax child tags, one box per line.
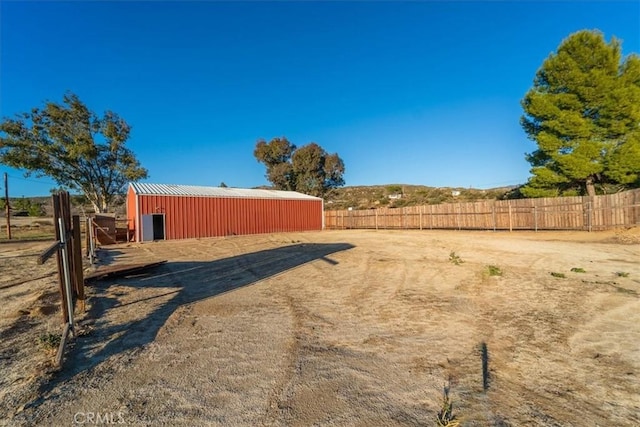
<box><xmin>129</xmin><ymin>183</ymin><xmax>322</xmax><ymax>201</ymax></box>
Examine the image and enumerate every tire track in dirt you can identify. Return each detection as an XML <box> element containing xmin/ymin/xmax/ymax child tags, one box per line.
<box><xmin>261</xmin><ymin>294</ymin><xmax>303</xmax><ymax>426</ymax></box>
<box><xmin>260</xmin><ymin>249</ymin><xmax>344</xmax><ymax>426</ymax></box>
<box><xmin>258</xmin><ymin>242</ymin><xmax>381</xmax><ymax>425</ymax></box>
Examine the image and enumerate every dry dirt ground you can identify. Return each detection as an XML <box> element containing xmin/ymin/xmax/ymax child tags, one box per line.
<box><xmin>1</xmin><ymin>229</ymin><xmax>640</xmax><ymax>426</ymax></box>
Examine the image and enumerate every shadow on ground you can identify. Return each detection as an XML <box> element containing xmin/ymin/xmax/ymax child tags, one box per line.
<box><xmin>34</xmin><ymin>242</ymin><xmax>354</xmax><ymax>401</ymax></box>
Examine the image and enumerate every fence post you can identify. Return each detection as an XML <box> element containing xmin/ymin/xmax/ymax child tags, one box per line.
<box><xmin>375</xmin><ymin>210</ymin><xmax>378</xmax><ymax>231</ymax></box>
<box><xmin>508</xmin><ymin>203</ymin><xmax>513</xmax><ymax>232</ymax></box>
<box><xmin>88</xmin><ymin>217</ymin><xmax>96</xmax><ymax>264</ymax></box>
<box><xmin>85</xmin><ymin>217</ymin><xmax>90</xmax><ymax>257</ymax></box>
<box><xmin>534</xmin><ymin>205</ymin><xmax>538</xmax><ymax>232</ymax></box>
<box><xmin>492</xmin><ymin>204</ymin><xmax>496</xmax><ymax>232</ymax></box>
<box><xmin>419</xmin><ymin>210</ymin><xmax>423</xmax><ymax>230</ymax></box>
<box><xmin>588</xmin><ymin>199</ymin><xmax>593</xmax><ymax>232</ymax></box>
<box><xmin>72</xmin><ymin>215</ymin><xmax>85</xmax><ymax>312</ymax></box>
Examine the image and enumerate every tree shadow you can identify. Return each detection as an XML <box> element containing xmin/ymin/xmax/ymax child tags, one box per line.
<box><xmin>37</xmin><ymin>242</ymin><xmax>354</xmax><ymax>396</ymax></box>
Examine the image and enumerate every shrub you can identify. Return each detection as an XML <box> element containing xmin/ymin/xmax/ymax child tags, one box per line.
<box><xmin>28</xmin><ymin>203</ymin><xmax>45</xmax><ymax>217</ymax></box>
<box><xmin>487</xmin><ymin>265</ymin><xmax>503</xmax><ymax>276</ymax></box>
<box><xmin>449</xmin><ymin>251</ymin><xmax>464</xmax><ymax>265</ymax></box>
<box><xmin>436</xmin><ymin>384</ymin><xmax>460</xmax><ymax>427</ymax></box>
<box><xmin>38</xmin><ymin>332</ymin><xmax>61</xmax><ymax>352</ymax></box>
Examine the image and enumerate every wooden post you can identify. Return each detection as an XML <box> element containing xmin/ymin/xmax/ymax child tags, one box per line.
<box><xmin>588</xmin><ymin>199</ymin><xmax>593</xmax><ymax>232</ymax></box>
<box><xmin>72</xmin><ymin>215</ymin><xmax>85</xmax><ymax>312</ymax></box>
<box><xmin>508</xmin><ymin>203</ymin><xmax>513</xmax><ymax>232</ymax></box>
<box><xmin>419</xmin><ymin>210</ymin><xmax>423</xmax><ymax>230</ymax></box>
<box><xmin>85</xmin><ymin>217</ymin><xmax>90</xmax><ymax>257</ymax></box>
<box><xmin>55</xmin><ymin>323</ymin><xmax>71</xmax><ymax>367</ymax></box>
<box><xmin>534</xmin><ymin>205</ymin><xmax>538</xmax><ymax>232</ymax></box>
<box><xmin>375</xmin><ymin>209</ymin><xmax>378</xmax><ymax>230</ymax></box>
<box><xmin>4</xmin><ymin>173</ymin><xmax>10</xmax><ymax>240</ymax></box>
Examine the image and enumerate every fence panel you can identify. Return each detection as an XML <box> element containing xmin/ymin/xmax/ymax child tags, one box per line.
<box><xmin>324</xmin><ymin>189</ymin><xmax>640</xmax><ymax>231</ymax></box>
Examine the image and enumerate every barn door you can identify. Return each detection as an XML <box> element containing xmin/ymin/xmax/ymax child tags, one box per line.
<box><xmin>141</xmin><ymin>214</ymin><xmax>165</xmax><ymax>241</ymax></box>
<box><xmin>141</xmin><ymin>215</ymin><xmax>154</xmax><ymax>242</ymax></box>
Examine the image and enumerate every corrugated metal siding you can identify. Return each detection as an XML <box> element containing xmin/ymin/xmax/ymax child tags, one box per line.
<box><xmin>135</xmin><ymin>194</ymin><xmax>322</xmax><ymax>240</ymax></box>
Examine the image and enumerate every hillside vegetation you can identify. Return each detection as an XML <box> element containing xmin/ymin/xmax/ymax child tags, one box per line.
<box><xmin>323</xmin><ymin>184</ymin><xmax>515</xmax><ymax>210</ymax></box>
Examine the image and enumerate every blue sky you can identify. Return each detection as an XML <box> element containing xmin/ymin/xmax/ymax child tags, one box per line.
<box><xmin>1</xmin><ymin>1</ymin><xmax>639</xmax><ymax>197</ymax></box>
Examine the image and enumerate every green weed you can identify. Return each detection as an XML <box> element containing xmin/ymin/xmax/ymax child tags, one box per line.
<box><xmin>551</xmin><ymin>272</ymin><xmax>566</xmax><ymax>278</ymax></box>
<box><xmin>570</xmin><ymin>267</ymin><xmax>586</xmax><ymax>273</ymax></box>
<box><xmin>436</xmin><ymin>384</ymin><xmax>460</xmax><ymax>427</ymax></box>
<box><xmin>449</xmin><ymin>251</ymin><xmax>464</xmax><ymax>266</ymax></box>
<box><xmin>487</xmin><ymin>265</ymin><xmax>503</xmax><ymax>277</ymax></box>
<box><xmin>38</xmin><ymin>332</ymin><xmax>61</xmax><ymax>352</ymax></box>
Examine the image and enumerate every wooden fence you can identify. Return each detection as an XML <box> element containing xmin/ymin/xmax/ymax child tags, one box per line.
<box><xmin>324</xmin><ymin>189</ymin><xmax>640</xmax><ymax>232</ymax></box>
<box><xmin>37</xmin><ymin>191</ymin><xmax>85</xmax><ymax>366</ymax></box>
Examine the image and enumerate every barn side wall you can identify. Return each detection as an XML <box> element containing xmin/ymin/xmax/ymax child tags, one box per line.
<box><xmin>126</xmin><ymin>186</ymin><xmax>137</xmax><ymax>239</ymax></box>
<box><xmin>134</xmin><ymin>195</ymin><xmax>323</xmax><ymax>240</ymax></box>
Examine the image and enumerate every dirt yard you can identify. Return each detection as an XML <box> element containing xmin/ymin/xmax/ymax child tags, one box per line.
<box><xmin>2</xmin><ymin>229</ymin><xmax>639</xmax><ymax>426</ymax></box>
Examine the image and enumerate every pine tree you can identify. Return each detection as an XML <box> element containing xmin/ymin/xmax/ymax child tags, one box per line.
<box><xmin>521</xmin><ymin>30</ymin><xmax>640</xmax><ymax>197</ymax></box>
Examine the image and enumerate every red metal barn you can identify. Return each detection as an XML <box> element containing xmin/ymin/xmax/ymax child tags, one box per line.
<box><xmin>126</xmin><ymin>183</ymin><xmax>324</xmax><ymax>242</ymax></box>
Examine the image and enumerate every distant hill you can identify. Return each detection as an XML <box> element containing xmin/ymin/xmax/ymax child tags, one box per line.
<box><xmin>323</xmin><ymin>184</ymin><xmax>518</xmax><ymax>210</ymax></box>
<box><xmin>2</xmin><ymin>184</ymin><xmax>520</xmax><ymax>217</ymax></box>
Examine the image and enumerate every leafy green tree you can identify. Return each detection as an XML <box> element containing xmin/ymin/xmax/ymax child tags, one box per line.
<box><xmin>254</xmin><ymin>137</ymin><xmax>297</xmax><ymax>191</ymax></box>
<box><xmin>521</xmin><ymin>30</ymin><xmax>640</xmax><ymax>197</ymax></box>
<box><xmin>7</xmin><ymin>197</ymin><xmax>44</xmax><ymax>216</ymax></box>
<box><xmin>292</xmin><ymin>143</ymin><xmax>345</xmax><ymax>197</ymax></box>
<box><xmin>27</xmin><ymin>201</ymin><xmax>45</xmax><ymax>217</ymax></box>
<box><xmin>0</xmin><ymin>93</ymin><xmax>148</xmax><ymax>212</ymax></box>
<box><xmin>254</xmin><ymin>138</ymin><xmax>345</xmax><ymax>197</ymax></box>
<box><xmin>13</xmin><ymin>196</ymin><xmax>31</xmax><ymax>211</ymax></box>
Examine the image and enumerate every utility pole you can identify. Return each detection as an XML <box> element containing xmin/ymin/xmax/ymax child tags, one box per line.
<box><xmin>4</xmin><ymin>173</ymin><xmax>10</xmax><ymax>240</ymax></box>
